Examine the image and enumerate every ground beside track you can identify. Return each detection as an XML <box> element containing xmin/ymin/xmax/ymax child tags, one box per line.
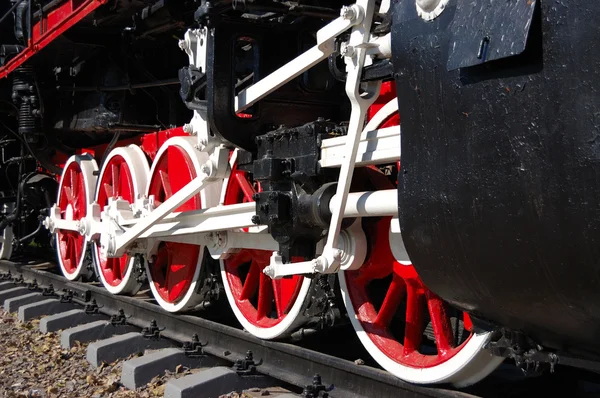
<box><xmin>0</xmin><ymin>309</ymin><xmax>169</xmax><ymax>397</ymax></box>
<box><xmin>0</xmin><ymin>310</ymin><xmax>259</xmax><ymax>398</ymax></box>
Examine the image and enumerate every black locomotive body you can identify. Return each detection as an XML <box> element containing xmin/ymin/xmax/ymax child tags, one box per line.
<box><xmin>392</xmin><ymin>0</ymin><xmax>600</xmax><ymax>360</ymax></box>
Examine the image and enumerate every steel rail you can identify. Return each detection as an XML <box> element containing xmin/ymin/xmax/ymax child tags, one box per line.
<box><xmin>0</xmin><ymin>259</ymin><xmax>474</xmax><ymax>398</ymax></box>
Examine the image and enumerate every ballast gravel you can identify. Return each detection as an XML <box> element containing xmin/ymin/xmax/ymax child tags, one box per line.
<box><xmin>0</xmin><ymin>310</ymin><xmax>268</xmax><ymax>398</ymax></box>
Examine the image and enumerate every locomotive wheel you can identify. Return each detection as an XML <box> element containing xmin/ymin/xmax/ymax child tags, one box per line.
<box><xmin>220</xmin><ymin>154</ymin><xmax>311</xmax><ymax>339</ymax></box>
<box><xmin>339</xmin><ymin>217</ymin><xmax>503</xmax><ymax>387</ymax></box>
<box><xmin>92</xmin><ymin>145</ymin><xmax>149</xmax><ymax>295</ymax></box>
<box><xmin>339</xmin><ymin>92</ymin><xmax>502</xmax><ymax>387</ymax></box>
<box><xmin>144</xmin><ymin>137</ymin><xmax>218</xmax><ymax>312</ymax></box>
<box><xmin>55</xmin><ymin>154</ymin><xmax>98</xmax><ymax>280</ymax></box>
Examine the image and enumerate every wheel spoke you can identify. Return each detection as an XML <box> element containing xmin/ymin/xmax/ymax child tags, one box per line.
<box><xmin>257</xmin><ymin>271</ymin><xmax>274</xmax><ymax>319</ymax></box>
<box><xmin>107</xmin><ymin>258</ymin><xmax>120</xmax><ymax>281</ymax></box>
<box><xmin>166</xmin><ymin>247</ymin><xmax>189</xmax><ymax>302</ymax></box>
<box><xmin>240</xmin><ymin>261</ymin><xmax>260</xmax><ymax>300</ymax></box>
<box><xmin>111</xmin><ymin>164</ymin><xmax>119</xmax><ymax>197</ymax></box>
<box><xmin>69</xmin><ymin>169</ymin><xmax>78</xmax><ymax>202</ymax></box>
<box><xmin>227</xmin><ymin>250</ymin><xmax>252</xmax><ymax>269</ymax></box>
<box><xmin>375</xmin><ymin>275</ymin><xmax>405</xmax><ymax>327</ymax></box>
<box><xmin>103</xmin><ymin>182</ymin><xmax>114</xmax><ymax>199</ymax></box>
<box><xmin>118</xmin><ymin>163</ymin><xmax>131</xmax><ymax>201</ymax></box>
<box><xmin>234</xmin><ymin>172</ymin><xmax>256</xmax><ymax>202</ymax></box>
<box><xmin>463</xmin><ymin>312</ymin><xmax>473</xmax><ymax>332</ymax></box>
<box><xmin>272</xmin><ymin>280</ymin><xmax>284</xmax><ymax>318</ymax></box>
<box><xmin>403</xmin><ymin>283</ymin><xmax>424</xmax><ymax>355</ymax></box>
<box><xmin>65</xmin><ymin>237</ymin><xmax>74</xmax><ymax>268</ymax></box>
<box><xmin>159</xmin><ymin>170</ymin><xmax>172</xmax><ymax>199</ymax></box>
<box><xmin>426</xmin><ymin>292</ymin><xmax>454</xmax><ymax>354</ymax></box>
<box><xmin>64</xmin><ymin>187</ymin><xmax>74</xmax><ymax>204</ymax></box>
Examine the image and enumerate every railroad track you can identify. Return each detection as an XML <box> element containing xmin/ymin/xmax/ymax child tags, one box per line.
<box><xmin>0</xmin><ymin>258</ymin><xmax>475</xmax><ymax>398</ymax></box>
<box><xmin>3</xmin><ymin>258</ymin><xmax>599</xmax><ymax>398</ymax></box>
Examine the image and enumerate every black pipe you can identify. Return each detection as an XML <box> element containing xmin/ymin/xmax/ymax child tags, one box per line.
<box><xmin>27</xmin><ymin>0</ymin><xmax>32</xmax><ymax>44</ymax></box>
<box><xmin>18</xmin><ymin>221</ymin><xmax>42</xmax><ymax>243</ymax></box>
<box><xmin>0</xmin><ymin>0</ymin><xmax>26</xmax><ymax>26</ymax></box>
<box><xmin>106</xmin><ymin>123</ymin><xmax>161</xmax><ymax>133</ymax></box>
<box><xmin>0</xmin><ymin>146</ymin><xmax>28</xmax><ymax>236</ymax></box>
<box><xmin>56</xmin><ymin>78</ymin><xmax>180</xmax><ymax>92</ymax></box>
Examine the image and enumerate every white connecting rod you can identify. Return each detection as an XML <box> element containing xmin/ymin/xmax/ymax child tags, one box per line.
<box><xmin>263</xmin><ymin>0</ymin><xmax>381</xmax><ymax>279</ymax></box>
<box><xmin>110</xmin><ymin>172</ymin><xmax>213</xmax><ymax>257</ymax></box>
<box><xmin>330</xmin><ymin>189</ymin><xmax>397</xmax><ymax>217</ymax></box>
<box><xmin>235</xmin><ymin>4</ymin><xmax>364</xmax><ymax>112</ymax></box>
<box><xmin>103</xmin><ymin>188</ymin><xmax>397</xmax><ymax>257</ymax></box>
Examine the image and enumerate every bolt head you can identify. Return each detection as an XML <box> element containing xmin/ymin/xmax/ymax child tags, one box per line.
<box><xmin>340</xmin><ymin>5</ymin><xmax>356</xmax><ymax>20</ymax></box>
<box><xmin>416</xmin><ymin>0</ymin><xmax>441</xmax><ymax>13</ymax></box>
<box><xmin>340</xmin><ymin>43</ymin><xmax>355</xmax><ymax>57</ymax></box>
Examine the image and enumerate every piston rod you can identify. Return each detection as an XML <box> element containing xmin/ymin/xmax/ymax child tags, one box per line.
<box><xmin>330</xmin><ymin>188</ymin><xmax>397</xmax><ymax>217</ymax></box>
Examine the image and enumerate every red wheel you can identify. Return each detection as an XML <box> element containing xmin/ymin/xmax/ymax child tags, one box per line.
<box><xmin>144</xmin><ymin>137</ymin><xmax>215</xmax><ymax>312</ymax></box>
<box><xmin>55</xmin><ymin>154</ymin><xmax>97</xmax><ymax>280</ymax></box>
<box><xmin>339</xmin><ymin>90</ymin><xmax>502</xmax><ymax>386</ymax></box>
<box><xmin>220</xmin><ymin>151</ymin><xmax>311</xmax><ymax>339</ymax></box>
<box><xmin>340</xmin><ymin>215</ymin><xmax>502</xmax><ymax>386</ymax></box>
<box><xmin>93</xmin><ymin>146</ymin><xmax>148</xmax><ymax>295</ymax></box>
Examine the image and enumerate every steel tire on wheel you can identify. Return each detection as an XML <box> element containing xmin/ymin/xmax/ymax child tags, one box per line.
<box><xmin>92</xmin><ymin>145</ymin><xmax>149</xmax><ymax>295</ymax></box>
<box><xmin>55</xmin><ymin>154</ymin><xmax>97</xmax><ymax>281</ymax></box>
<box><xmin>144</xmin><ymin>137</ymin><xmax>220</xmax><ymax>312</ymax></box>
<box><xmin>220</xmin><ymin>151</ymin><xmax>312</xmax><ymax>340</ymax></box>
<box><xmin>339</xmin><ymin>216</ymin><xmax>503</xmax><ymax>387</ymax></box>
<box><xmin>339</xmin><ymin>91</ymin><xmax>503</xmax><ymax>387</ymax></box>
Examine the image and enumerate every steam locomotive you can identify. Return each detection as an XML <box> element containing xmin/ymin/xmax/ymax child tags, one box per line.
<box><xmin>0</xmin><ymin>0</ymin><xmax>598</xmax><ymax>389</ymax></box>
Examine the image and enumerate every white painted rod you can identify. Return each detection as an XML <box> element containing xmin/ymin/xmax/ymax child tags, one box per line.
<box><xmin>330</xmin><ymin>188</ymin><xmax>397</xmax><ymax>218</ymax></box>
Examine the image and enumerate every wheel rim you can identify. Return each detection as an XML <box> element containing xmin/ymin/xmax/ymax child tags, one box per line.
<box><xmin>220</xmin><ymin>155</ymin><xmax>310</xmax><ymax>338</ymax></box>
<box><xmin>346</xmin><ymin>217</ymin><xmax>474</xmax><ymax>367</ymax></box>
<box><xmin>93</xmin><ymin>146</ymin><xmax>148</xmax><ymax>294</ymax></box>
<box><xmin>146</xmin><ymin>142</ymin><xmax>202</xmax><ymax>305</ymax></box>
<box><xmin>96</xmin><ymin>154</ymin><xmax>133</xmax><ymax>286</ymax></box>
<box><xmin>224</xmin><ymin>249</ymin><xmax>304</xmax><ymax>329</ymax></box>
<box><xmin>339</xmin><ymin>87</ymin><xmax>502</xmax><ymax>386</ymax></box>
<box><xmin>56</xmin><ymin>155</ymin><xmax>96</xmax><ymax>280</ymax></box>
<box><xmin>339</xmin><ymin>217</ymin><xmax>502</xmax><ymax>386</ymax></box>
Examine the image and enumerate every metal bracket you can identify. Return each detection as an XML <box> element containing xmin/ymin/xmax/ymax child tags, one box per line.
<box><xmin>110</xmin><ymin>309</ymin><xmax>131</xmax><ymax>326</ymax></box>
<box><xmin>302</xmin><ymin>374</ymin><xmax>334</xmax><ymax>398</ymax></box>
<box><xmin>141</xmin><ymin>319</ymin><xmax>165</xmax><ymax>339</ymax></box>
<box><xmin>59</xmin><ymin>289</ymin><xmax>74</xmax><ymax>303</ymax></box>
<box><xmin>84</xmin><ymin>298</ymin><xmax>102</xmax><ymax>314</ymax></box>
<box><xmin>12</xmin><ymin>274</ymin><xmax>25</xmax><ymax>285</ymax></box>
<box><xmin>27</xmin><ymin>279</ymin><xmax>38</xmax><ymax>290</ymax></box>
<box><xmin>232</xmin><ymin>350</ymin><xmax>263</xmax><ymax>376</ymax></box>
<box><xmin>182</xmin><ymin>334</ymin><xmax>208</xmax><ymax>358</ymax></box>
<box><xmin>42</xmin><ymin>283</ymin><xmax>56</xmax><ymax>296</ymax></box>
<box><xmin>485</xmin><ymin>329</ymin><xmax>556</xmax><ymax>376</ymax></box>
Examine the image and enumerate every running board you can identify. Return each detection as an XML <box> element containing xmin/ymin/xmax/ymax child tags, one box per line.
<box><xmin>319</xmin><ymin>125</ymin><xmax>400</xmax><ymax>168</ymax></box>
<box><xmin>0</xmin><ymin>0</ymin><xmax>108</xmax><ymax>79</ymax></box>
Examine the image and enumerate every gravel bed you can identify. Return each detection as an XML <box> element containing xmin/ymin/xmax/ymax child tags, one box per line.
<box><xmin>0</xmin><ymin>310</ymin><xmax>239</xmax><ymax>398</ymax></box>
